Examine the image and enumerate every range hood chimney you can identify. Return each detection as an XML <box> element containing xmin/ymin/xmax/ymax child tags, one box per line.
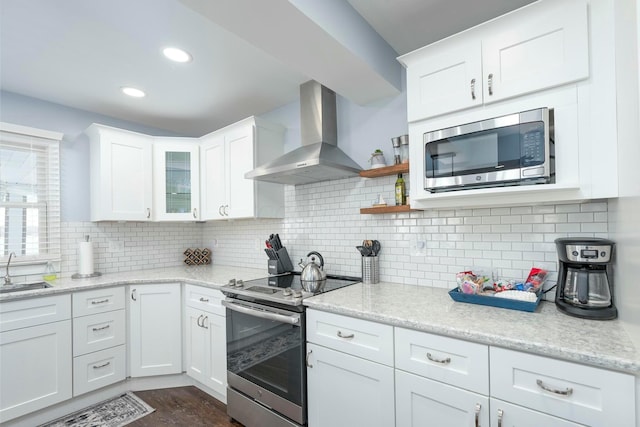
<box><xmin>245</xmin><ymin>80</ymin><xmax>362</xmax><ymax>185</ymax></box>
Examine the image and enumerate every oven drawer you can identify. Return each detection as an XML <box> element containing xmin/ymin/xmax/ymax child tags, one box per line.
<box><xmin>490</xmin><ymin>347</ymin><xmax>635</xmax><ymax>426</ymax></box>
<box><xmin>395</xmin><ymin>327</ymin><xmax>488</xmax><ymax>395</ymax></box>
<box><xmin>72</xmin><ymin>287</ymin><xmax>125</xmax><ymax>317</ymax></box>
<box><xmin>184</xmin><ymin>285</ymin><xmax>224</xmax><ymax>315</ymax></box>
<box><xmin>306</xmin><ymin>309</ymin><xmax>393</xmax><ymax>366</ymax></box>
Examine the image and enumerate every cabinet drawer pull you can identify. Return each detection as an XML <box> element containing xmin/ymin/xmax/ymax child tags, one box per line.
<box><xmin>193</xmin><ymin>208</ymin><xmax>197</xmax><ymax>218</ymax></box>
<box><xmin>91</xmin><ymin>299</ymin><xmax>109</xmax><ymax>305</ymax></box>
<box><xmin>497</xmin><ymin>409</ymin><xmax>504</xmax><ymax>427</ymax></box>
<box><xmin>218</xmin><ymin>205</ymin><xmax>224</xmax><ymax>216</ymax></box>
<box><xmin>92</xmin><ymin>324</ymin><xmax>111</xmax><ymax>332</ymax></box>
<box><xmin>470</xmin><ymin>78</ymin><xmax>476</xmax><ymax>100</ymax></box>
<box><xmin>197</xmin><ymin>314</ymin><xmax>204</xmax><ymax>327</ymax></box>
<box><xmin>337</xmin><ymin>331</ymin><xmax>354</xmax><ymax>339</ymax></box>
<box><xmin>93</xmin><ymin>361</ymin><xmax>111</xmax><ymax>369</ymax></box>
<box><xmin>536</xmin><ymin>379</ymin><xmax>573</xmax><ymax>396</ymax></box>
<box><xmin>488</xmin><ymin>73</ymin><xmax>494</xmax><ymax>96</ymax></box>
<box><xmin>426</xmin><ymin>352</ymin><xmax>451</xmax><ymax>364</ymax></box>
<box><xmin>199</xmin><ymin>297</ymin><xmax>210</xmax><ymax>303</ymax></box>
<box><xmin>224</xmin><ymin>205</ymin><xmax>229</xmax><ymax>216</ymax></box>
<box><xmin>131</xmin><ymin>289</ymin><xmax>137</xmax><ymax>301</ymax></box>
<box><xmin>202</xmin><ymin>316</ymin><xmax>209</xmax><ymax>329</ymax></box>
<box><xmin>474</xmin><ymin>403</ymin><xmax>481</xmax><ymax>427</ymax></box>
<box><xmin>146</xmin><ymin>208</ymin><xmax>151</xmax><ymax>219</ymax></box>
<box><xmin>306</xmin><ymin>349</ymin><xmax>313</xmax><ymax>368</ymax></box>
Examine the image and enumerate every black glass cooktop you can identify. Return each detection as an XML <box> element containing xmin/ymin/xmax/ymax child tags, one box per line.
<box><xmin>243</xmin><ymin>272</ymin><xmax>361</xmax><ymax>295</ymax></box>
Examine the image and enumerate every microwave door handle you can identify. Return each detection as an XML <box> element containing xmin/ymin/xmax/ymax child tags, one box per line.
<box><xmin>222</xmin><ymin>300</ymin><xmax>301</xmax><ymax>326</ymax></box>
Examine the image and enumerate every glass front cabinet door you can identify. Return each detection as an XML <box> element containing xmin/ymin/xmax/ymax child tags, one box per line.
<box><xmin>153</xmin><ymin>139</ymin><xmax>200</xmax><ymax>221</ymax></box>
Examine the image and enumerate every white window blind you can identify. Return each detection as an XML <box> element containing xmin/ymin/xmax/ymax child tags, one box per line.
<box><xmin>0</xmin><ymin>122</ymin><xmax>62</xmax><ymax>263</ymax></box>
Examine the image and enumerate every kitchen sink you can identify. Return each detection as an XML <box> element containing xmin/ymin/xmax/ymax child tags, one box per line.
<box><xmin>0</xmin><ymin>282</ymin><xmax>52</xmax><ymax>294</ymax></box>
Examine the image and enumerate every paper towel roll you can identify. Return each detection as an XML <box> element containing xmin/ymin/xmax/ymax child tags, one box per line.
<box><xmin>78</xmin><ymin>241</ymin><xmax>94</xmax><ymax>275</ymax></box>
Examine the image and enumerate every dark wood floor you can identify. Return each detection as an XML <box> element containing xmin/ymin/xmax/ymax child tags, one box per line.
<box><xmin>129</xmin><ymin>386</ymin><xmax>243</xmax><ymax>427</ymax></box>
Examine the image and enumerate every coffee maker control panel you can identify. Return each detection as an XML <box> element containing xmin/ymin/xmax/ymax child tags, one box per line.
<box><xmin>565</xmin><ymin>244</ymin><xmax>611</xmax><ymax>263</ymax></box>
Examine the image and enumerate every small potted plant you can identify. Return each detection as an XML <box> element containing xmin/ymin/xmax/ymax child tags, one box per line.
<box><xmin>369</xmin><ymin>149</ymin><xmax>387</xmax><ymax>169</ymax></box>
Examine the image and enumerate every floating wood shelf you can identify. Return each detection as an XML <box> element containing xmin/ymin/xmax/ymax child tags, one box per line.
<box><xmin>360</xmin><ymin>205</ymin><xmax>416</xmax><ymax>214</ymax></box>
<box><xmin>359</xmin><ymin>163</ymin><xmax>409</xmax><ymax>178</ymax></box>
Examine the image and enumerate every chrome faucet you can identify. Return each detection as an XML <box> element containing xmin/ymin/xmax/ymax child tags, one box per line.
<box><xmin>4</xmin><ymin>252</ymin><xmax>16</xmax><ymax>286</ymax></box>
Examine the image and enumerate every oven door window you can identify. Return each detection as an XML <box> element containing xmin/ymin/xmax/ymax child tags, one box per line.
<box><xmin>425</xmin><ymin>122</ymin><xmax>542</xmax><ymax>178</ymax></box>
<box><xmin>226</xmin><ymin>302</ymin><xmax>304</xmax><ymax>406</ymax></box>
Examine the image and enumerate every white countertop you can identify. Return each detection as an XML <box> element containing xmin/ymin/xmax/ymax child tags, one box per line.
<box><xmin>3</xmin><ymin>267</ymin><xmax>638</xmax><ymax>375</ymax></box>
<box><xmin>0</xmin><ymin>265</ymin><xmax>268</xmax><ymax>302</ymax></box>
<box><xmin>304</xmin><ymin>281</ymin><xmax>640</xmax><ymax>375</ymax></box>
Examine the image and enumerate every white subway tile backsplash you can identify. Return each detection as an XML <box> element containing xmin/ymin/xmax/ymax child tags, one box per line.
<box><xmin>60</xmin><ymin>178</ymin><xmax>609</xmax><ymax>292</ymax></box>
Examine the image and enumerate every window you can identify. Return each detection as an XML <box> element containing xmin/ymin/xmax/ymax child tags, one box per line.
<box><xmin>0</xmin><ymin>122</ymin><xmax>62</xmax><ymax>262</ymax></box>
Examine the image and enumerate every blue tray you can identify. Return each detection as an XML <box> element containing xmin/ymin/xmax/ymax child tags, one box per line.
<box><xmin>448</xmin><ymin>287</ymin><xmax>542</xmax><ymax>312</ymax></box>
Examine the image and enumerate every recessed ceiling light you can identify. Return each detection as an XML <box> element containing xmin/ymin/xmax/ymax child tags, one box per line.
<box><xmin>121</xmin><ymin>86</ymin><xmax>146</xmax><ymax>98</ymax></box>
<box><xmin>163</xmin><ymin>47</ymin><xmax>192</xmax><ymax>63</ymax></box>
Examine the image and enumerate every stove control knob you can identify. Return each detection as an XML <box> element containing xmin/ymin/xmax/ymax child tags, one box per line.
<box><xmin>292</xmin><ymin>289</ymin><xmax>303</xmax><ymax>298</ymax></box>
<box><xmin>282</xmin><ymin>287</ymin><xmax>293</xmax><ymax>296</ymax></box>
<box><xmin>227</xmin><ymin>279</ymin><xmax>236</xmax><ymax>286</ymax></box>
<box><xmin>235</xmin><ymin>280</ymin><xmax>244</xmax><ymax>288</ymax></box>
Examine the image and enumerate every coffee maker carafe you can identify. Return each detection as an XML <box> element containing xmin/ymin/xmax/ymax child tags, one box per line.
<box><xmin>555</xmin><ymin>238</ymin><xmax>617</xmax><ymax>320</ymax></box>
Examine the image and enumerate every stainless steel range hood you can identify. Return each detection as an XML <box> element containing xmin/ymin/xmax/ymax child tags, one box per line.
<box><xmin>245</xmin><ymin>80</ymin><xmax>362</xmax><ymax>185</ymax></box>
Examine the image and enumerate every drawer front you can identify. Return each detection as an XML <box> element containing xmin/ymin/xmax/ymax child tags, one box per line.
<box><xmin>72</xmin><ymin>287</ymin><xmax>125</xmax><ymax>317</ymax></box>
<box><xmin>0</xmin><ymin>294</ymin><xmax>71</xmax><ymax>332</ymax></box>
<box><xmin>73</xmin><ymin>345</ymin><xmax>126</xmax><ymax>396</ymax></box>
<box><xmin>306</xmin><ymin>309</ymin><xmax>394</xmax><ymax>366</ymax></box>
<box><xmin>184</xmin><ymin>285</ymin><xmax>224</xmax><ymax>315</ymax></box>
<box><xmin>73</xmin><ymin>309</ymin><xmax>126</xmax><ymax>356</ymax></box>
<box><xmin>490</xmin><ymin>347</ymin><xmax>635</xmax><ymax>426</ymax></box>
<box><xmin>395</xmin><ymin>327</ymin><xmax>489</xmax><ymax>395</ymax></box>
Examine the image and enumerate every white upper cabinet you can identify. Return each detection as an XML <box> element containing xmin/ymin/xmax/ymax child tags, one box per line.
<box><xmin>86</xmin><ymin>124</ymin><xmax>153</xmax><ymax>221</ymax></box>
<box><xmin>200</xmin><ymin>117</ymin><xmax>285</xmax><ymax>221</ymax></box>
<box><xmin>153</xmin><ymin>139</ymin><xmax>200</xmax><ymax>221</ymax></box>
<box><xmin>400</xmin><ymin>0</ymin><xmax>589</xmax><ymax>122</ymax></box>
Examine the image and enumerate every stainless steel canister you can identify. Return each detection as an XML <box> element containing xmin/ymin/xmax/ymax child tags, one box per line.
<box><xmin>362</xmin><ymin>256</ymin><xmax>379</xmax><ymax>284</ymax></box>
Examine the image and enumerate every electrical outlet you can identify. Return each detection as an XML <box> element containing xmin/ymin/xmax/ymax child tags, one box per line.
<box><xmin>108</xmin><ymin>240</ymin><xmax>125</xmax><ymax>253</ymax></box>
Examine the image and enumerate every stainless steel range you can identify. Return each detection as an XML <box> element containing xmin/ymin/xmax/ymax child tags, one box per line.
<box><xmin>221</xmin><ymin>272</ymin><xmax>360</xmax><ymax>427</ymax></box>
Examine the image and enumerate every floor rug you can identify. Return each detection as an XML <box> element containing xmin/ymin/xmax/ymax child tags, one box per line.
<box><xmin>39</xmin><ymin>392</ymin><xmax>155</xmax><ymax>427</ymax></box>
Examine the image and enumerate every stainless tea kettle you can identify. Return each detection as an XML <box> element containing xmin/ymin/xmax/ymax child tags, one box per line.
<box><xmin>298</xmin><ymin>251</ymin><xmax>326</xmax><ymax>293</ymax></box>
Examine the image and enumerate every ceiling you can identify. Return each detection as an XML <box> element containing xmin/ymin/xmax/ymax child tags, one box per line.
<box><xmin>0</xmin><ymin>0</ymin><xmax>534</xmax><ymax>137</ymax></box>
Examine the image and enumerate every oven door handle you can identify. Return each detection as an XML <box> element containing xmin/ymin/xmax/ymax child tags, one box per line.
<box><xmin>222</xmin><ymin>300</ymin><xmax>301</xmax><ymax>326</ymax></box>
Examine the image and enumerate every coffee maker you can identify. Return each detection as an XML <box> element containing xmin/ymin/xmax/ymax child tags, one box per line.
<box><xmin>555</xmin><ymin>237</ymin><xmax>617</xmax><ymax>320</ymax></box>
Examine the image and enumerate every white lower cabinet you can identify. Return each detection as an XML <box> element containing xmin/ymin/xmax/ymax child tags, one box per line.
<box><xmin>128</xmin><ymin>283</ymin><xmax>182</xmax><ymax>377</ymax></box>
<box><xmin>395</xmin><ymin>370</ymin><xmax>489</xmax><ymax>427</ymax></box>
<box><xmin>306</xmin><ymin>309</ymin><xmax>395</xmax><ymax>427</ymax></box>
<box><xmin>73</xmin><ymin>345</ymin><xmax>126</xmax><ymax>396</ymax></box>
<box><xmin>0</xmin><ymin>295</ymin><xmax>72</xmax><ymax>423</ymax></box>
<box><xmin>306</xmin><ymin>342</ymin><xmax>395</xmax><ymax>427</ymax></box>
<box><xmin>184</xmin><ymin>285</ymin><xmax>226</xmax><ymax>398</ymax></box>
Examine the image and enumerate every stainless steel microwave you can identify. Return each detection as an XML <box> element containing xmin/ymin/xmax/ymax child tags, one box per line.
<box><xmin>424</xmin><ymin>108</ymin><xmax>554</xmax><ymax>192</ymax></box>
